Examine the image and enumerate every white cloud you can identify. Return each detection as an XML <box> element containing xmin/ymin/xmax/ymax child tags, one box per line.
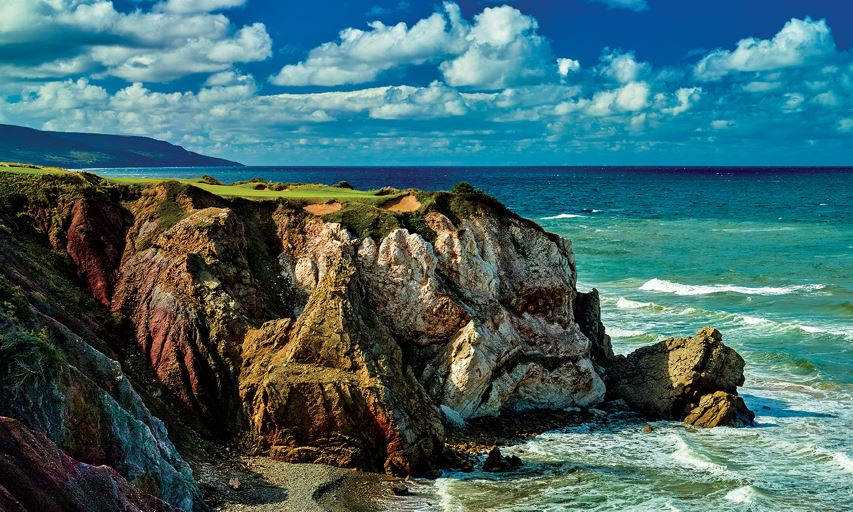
<box><xmin>156</xmin><ymin>0</ymin><xmax>247</xmax><ymax>14</ymax></box>
<box><xmin>661</xmin><ymin>87</ymin><xmax>702</xmax><ymax>115</ymax></box>
<box><xmin>589</xmin><ymin>0</ymin><xmax>649</xmax><ymax>12</ymax></box>
<box><xmin>440</xmin><ymin>5</ymin><xmax>551</xmax><ymax>89</ymax></box>
<box><xmin>695</xmin><ymin>17</ymin><xmax>836</xmax><ymax>80</ymax></box>
<box><xmin>272</xmin><ymin>3</ymin><xmax>465</xmax><ymax>86</ymax></box>
<box><xmin>369</xmin><ymin>81</ymin><xmax>467</xmax><ymax>119</ymax></box>
<box><xmin>584</xmin><ymin>81</ymin><xmax>649</xmax><ymax>116</ymax></box>
<box><xmin>0</xmin><ymin>0</ymin><xmax>271</xmax><ymax>83</ymax></box>
<box><xmin>615</xmin><ymin>81</ymin><xmax>649</xmax><ymax>111</ymax></box>
<box><xmin>711</xmin><ymin>119</ymin><xmax>735</xmax><ymax>130</ymax></box>
<box><xmin>601</xmin><ymin>51</ymin><xmax>649</xmax><ymax>84</ymax></box>
<box><xmin>272</xmin><ymin>2</ymin><xmax>558</xmax><ymax>90</ymax></box>
<box><xmin>557</xmin><ymin>58</ymin><xmax>580</xmax><ymax>77</ymax></box>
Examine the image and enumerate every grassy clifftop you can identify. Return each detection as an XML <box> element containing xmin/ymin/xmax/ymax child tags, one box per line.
<box><xmin>0</xmin><ymin>162</ymin><xmax>539</xmax><ymax>243</ymax></box>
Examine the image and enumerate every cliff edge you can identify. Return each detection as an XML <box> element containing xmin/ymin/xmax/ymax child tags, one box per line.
<box><xmin>0</xmin><ymin>166</ymin><xmax>752</xmax><ymax>510</ymax></box>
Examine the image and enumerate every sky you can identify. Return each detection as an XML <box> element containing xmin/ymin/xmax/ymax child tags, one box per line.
<box><xmin>0</xmin><ymin>0</ymin><xmax>851</xmax><ymax>166</ymax></box>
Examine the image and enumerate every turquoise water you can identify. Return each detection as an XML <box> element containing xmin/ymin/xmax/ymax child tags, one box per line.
<box><xmin>97</xmin><ymin>167</ymin><xmax>852</xmax><ymax>511</ymax></box>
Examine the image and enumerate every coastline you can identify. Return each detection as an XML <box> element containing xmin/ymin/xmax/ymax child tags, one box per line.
<box><xmin>0</xmin><ymin>164</ymin><xmax>849</xmax><ymax>511</ymax></box>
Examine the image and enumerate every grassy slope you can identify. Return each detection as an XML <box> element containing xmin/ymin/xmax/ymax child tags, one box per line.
<box><xmin>107</xmin><ymin>177</ymin><xmax>392</xmax><ymax>202</ymax></box>
<box><xmin>0</xmin><ymin>162</ymin><xmax>544</xmax><ymax>243</ymax></box>
<box><xmin>0</xmin><ymin>163</ymin><xmax>393</xmax><ymax>203</ymax></box>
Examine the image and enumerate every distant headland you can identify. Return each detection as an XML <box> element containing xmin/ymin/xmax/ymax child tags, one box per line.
<box><xmin>0</xmin><ymin>123</ymin><xmax>241</xmax><ymax>169</ymax></box>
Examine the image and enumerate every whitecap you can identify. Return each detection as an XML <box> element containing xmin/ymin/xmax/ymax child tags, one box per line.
<box><xmin>797</xmin><ymin>325</ymin><xmax>825</xmax><ymax>334</ymax></box>
<box><xmin>669</xmin><ymin>434</ymin><xmax>729</xmax><ymax>476</ymax></box>
<box><xmin>832</xmin><ymin>452</ymin><xmax>853</xmax><ymax>474</ymax></box>
<box><xmin>540</xmin><ymin>213</ymin><xmax>586</xmax><ymax>220</ymax></box>
<box><xmin>616</xmin><ymin>297</ymin><xmax>656</xmax><ymax>310</ymax></box>
<box><xmin>742</xmin><ymin>315</ymin><xmax>771</xmax><ymax>325</ymax></box>
<box><xmin>724</xmin><ymin>485</ymin><xmax>756</xmax><ymax>504</ymax></box>
<box><xmin>640</xmin><ymin>278</ymin><xmax>826</xmax><ymax>297</ymax></box>
<box><xmin>607</xmin><ymin>327</ymin><xmax>648</xmax><ymax>338</ymax></box>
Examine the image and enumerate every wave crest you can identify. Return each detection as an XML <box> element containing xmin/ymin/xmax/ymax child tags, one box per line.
<box><xmin>540</xmin><ymin>213</ymin><xmax>585</xmax><ymax>220</ymax></box>
<box><xmin>640</xmin><ymin>278</ymin><xmax>826</xmax><ymax>297</ymax></box>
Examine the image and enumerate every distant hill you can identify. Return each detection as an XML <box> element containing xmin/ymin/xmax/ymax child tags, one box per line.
<box><xmin>0</xmin><ymin>123</ymin><xmax>241</xmax><ymax>168</ymax></box>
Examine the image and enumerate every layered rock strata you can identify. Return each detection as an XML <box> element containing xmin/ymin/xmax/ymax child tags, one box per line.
<box><xmin>0</xmin><ymin>171</ymin><xmax>755</xmax><ymax>511</ymax></box>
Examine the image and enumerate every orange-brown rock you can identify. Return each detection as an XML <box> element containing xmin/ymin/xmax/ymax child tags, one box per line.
<box><xmin>684</xmin><ymin>390</ymin><xmax>755</xmax><ymax>427</ymax></box>
<box><xmin>606</xmin><ymin>327</ymin><xmax>753</xmax><ymax>426</ymax></box>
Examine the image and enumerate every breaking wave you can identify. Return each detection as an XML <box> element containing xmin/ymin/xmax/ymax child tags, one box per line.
<box><xmin>640</xmin><ymin>278</ymin><xmax>826</xmax><ymax>296</ymax></box>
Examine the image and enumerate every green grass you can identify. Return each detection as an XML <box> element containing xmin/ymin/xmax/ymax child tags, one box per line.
<box><xmin>0</xmin><ymin>162</ymin><xmax>70</xmax><ymax>175</ymax></box>
<box><xmin>0</xmin><ymin>163</ymin><xmax>549</xmax><ymax>243</ymax></box>
<box><xmin>107</xmin><ymin>176</ymin><xmax>394</xmax><ymax>202</ymax></box>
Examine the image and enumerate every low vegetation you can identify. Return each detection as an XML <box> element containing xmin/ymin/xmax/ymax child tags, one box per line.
<box><xmin>0</xmin><ymin>163</ymin><xmax>540</xmax><ymax>243</ymax></box>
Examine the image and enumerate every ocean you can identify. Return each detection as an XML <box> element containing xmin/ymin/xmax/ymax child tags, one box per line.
<box><xmin>96</xmin><ymin>166</ymin><xmax>852</xmax><ymax>511</ymax></box>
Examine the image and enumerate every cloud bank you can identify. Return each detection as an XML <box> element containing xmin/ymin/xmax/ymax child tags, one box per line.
<box><xmin>0</xmin><ymin>2</ymin><xmax>850</xmax><ymax>165</ymax></box>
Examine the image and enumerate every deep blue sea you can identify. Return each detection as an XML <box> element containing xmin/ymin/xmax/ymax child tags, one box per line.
<box><xmin>97</xmin><ymin>166</ymin><xmax>852</xmax><ymax>511</ymax></box>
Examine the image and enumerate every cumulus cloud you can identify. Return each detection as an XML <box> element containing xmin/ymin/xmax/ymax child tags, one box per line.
<box><xmin>0</xmin><ymin>0</ymin><xmax>271</xmax><ymax>83</ymax></box>
<box><xmin>156</xmin><ymin>0</ymin><xmax>247</xmax><ymax>14</ymax></box>
<box><xmin>0</xmin><ymin>4</ymin><xmax>850</xmax><ymax>165</ymax></box>
<box><xmin>600</xmin><ymin>51</ymin><xmax>649</xmax><ymax>84</ymax></box>
<box><xmin>440</xmin><ymin>5</ymin><xmax>553</xmax><ymax>89</ymax></box>
<box><xmin>272</xmin><ymin>3</ymin><xmax>465</xmax><ymax>86</ymax></box>
<box><xmin>557</xmin><ymin>58</ymin><xmax>581</xmax><ymax>77</ymax></box>
<box><xmin>589</xmin><ymin>0</ymin><xmax>649</xmax><ymax>12</ymax></box>
<box><xmin>369</xmin><ymin>81</ymin><xmax>467</xmax><ymax>119</ymax></box>
<box><xmin>272</xmin><ymin>2</ymin><xmax>558</xmax><ymax>89</ymax></box>
<box><xmin>694</xmin><ymin>17</ymin><xmax>836</xmax><ymax>80</ymax></box>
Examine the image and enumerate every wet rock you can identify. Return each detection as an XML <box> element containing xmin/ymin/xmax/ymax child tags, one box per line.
<box><xmin>482</xmin><ymin>446</ymin><xmax>523</xmax><ymax>472</ymax></box>
<box><xmin>573</xmin><ymin>288</ymin><xmax>614</xmax><ymax>368</ymax></box>
<box><xmin>642</xmin><ymin>425</ymin><xmax>653</xmax><ymax>433</ymax></box>
<box><xmin>390</xmin><ymin>482</ymin><xmax>409</xmax><ymax>496</ymax></box>
<box><xmin>606</xmin><ymin>327</ymin><xmax>754</xmax><ymax>426</ymax></box>
<box><xmin>684</xmin><ymin>391</ymin><xmax>755</xmax><ymax>427</ymax></box>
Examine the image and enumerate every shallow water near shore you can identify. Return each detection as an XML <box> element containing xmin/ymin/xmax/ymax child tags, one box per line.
<box><xmin>97</xmin><ymin>166</ymin><xmax>852</xmax><ymax>511</ymax></box>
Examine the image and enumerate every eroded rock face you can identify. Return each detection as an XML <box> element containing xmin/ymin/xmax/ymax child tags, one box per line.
<box><xmin>241</xmin><ymin>260</ymin><xmax>445</xmax><ymax>476</ymax></box>
<box><xmin>606</xmin><ymin>327</ymin><xmax>753</xmax><ymax>426</ymax></box>
<box><xmin>4</xmin><ymin>176</ymin><xmax>610</xmax><ymax>480</ymax></box>
<box><xmin>0</xmin><ymin>416</ymin><xmax>174</xmax><ymax>512</ymax></box>
<box><xmin>107</xmin><ymin>186</ymin><xmax>605</xmax><ymax>474</ymax></box>
<box><xmin>358</xmin><ymin>213</ymin><xmax>605</xmax><ymax>419</ymax></box>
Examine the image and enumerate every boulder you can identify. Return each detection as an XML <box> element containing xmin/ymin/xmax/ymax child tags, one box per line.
<box><xmin>606</xmin><ymin>327</ymin><xmax>753</xmax><ymax>426</ymax></box>
<box><xmin>482</xmin><ymin>446</ymin><xmax>523</xmax><ymax>472</ymax></box>
<box><xmin>684</xmin><ymin>391</ymin><xmax>755</xmax><ymax>427</ymax></box>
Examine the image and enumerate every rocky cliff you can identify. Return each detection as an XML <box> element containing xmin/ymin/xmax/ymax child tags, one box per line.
<box><xmin>0</xmin><ymin>169</ymin><xmax>752</xmax><ymax>510</ymax></box>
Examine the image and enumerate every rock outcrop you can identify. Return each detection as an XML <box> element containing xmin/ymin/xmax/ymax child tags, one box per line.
<box><xmin>482</xmin><ymin>446</ymin><xmax>523</xmax><ymax>472</ymax></box>
<box><xmin>683</xmin><ymin>390</ymin><xmax>755</xmax><ymax>427</ymax></box>
<box><xmin>0</xmin><ymin>169</ymin><xmax>756</xmax><ymax>510</ymax></box>
<box><xmin>605</xmin><ymin>327</ymin><xmax>754</xmax><ymax>426</ymax></box>
<box><xmin>0</xmin><ymin>416</ymin><xmax>174</xmax><ymax>512</ymax></box>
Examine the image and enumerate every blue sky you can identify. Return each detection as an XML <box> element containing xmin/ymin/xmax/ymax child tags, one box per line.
<box><xmin>0</xmin><ymin>0</ymin><xmax>851</xmax><ymax>165</ymax></box>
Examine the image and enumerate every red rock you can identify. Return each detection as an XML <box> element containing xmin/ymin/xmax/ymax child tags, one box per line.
<box><xmin>0</xmin><ymin>417</ymin><xmax>173</xmax><ymax>512</ymax></box>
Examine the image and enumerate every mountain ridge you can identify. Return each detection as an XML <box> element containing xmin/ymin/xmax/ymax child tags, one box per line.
<box><xmin>0</xmin><ymin>124</ymin><xmax>241</xmax><ymax>168</ymax></box>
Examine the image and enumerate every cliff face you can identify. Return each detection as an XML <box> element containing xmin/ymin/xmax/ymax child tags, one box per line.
<box><xmin>0</xmin><ymin>170</ymin><xmax>751</xmax><ymax>509</ymax></box>
<box><xmin>0</xmin><ymin>172</ymin><xmax>606</xmax><ymax>487</ymax></box>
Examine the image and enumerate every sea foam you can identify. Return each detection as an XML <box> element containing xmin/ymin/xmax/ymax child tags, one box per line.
<box><xmin>640</xmin><ymin>278</ymin><xmax>826</xmax><ymax>296</ymax></box>
<box><xmin>607</xmin><ymin>327</ymin><xmax>648</xmax><ymax>338</ymax></box>
<box><xmin>669</xmin><ymin>434</ymin><xmax>729</xmax><ymax>476</ymax></box>
<box><xmin>540</xmin><ymin>213</ymin><xmax>586</xmax><ymax>220</ymax></box>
